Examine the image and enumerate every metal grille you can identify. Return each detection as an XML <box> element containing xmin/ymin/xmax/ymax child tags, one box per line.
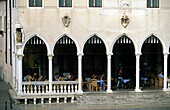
<box><xmin>86</xmin><ymin>36</ymin><xmax>103</xmax><ymax>44</ymax></box>
<box><xmin>144</xmin><ymin>36</ymin><xmax>160</xmax><ymax>44</ymax></box>
<box><xmin>116</xmin><ymin>36</ymin><xmax>132</xmax><ymax>44</ymax></box>
<box><xmin>56</xmin><ymin>36</ymin><xmax>74</xmax><ymax>44</ymax></box>
<box><xmin>27</xmin><ymin>37</ymin><xmax>45</xmax><ymax>45</ymax></box>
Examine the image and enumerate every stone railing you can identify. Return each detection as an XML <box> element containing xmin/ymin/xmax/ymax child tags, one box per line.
<box><xmin>22</xmin><ymin>81</ymin><xmax>49</xmax><ymax>94</ymax></box>
<box><xmin>22</xmin><ymin>81</ymin><xmax>79</xmax><ymax>95</ymax></box>
<box><xmin>52</xmin><ymin>81</ymin><xmax>79</xmax><ymax>94</ymax></box>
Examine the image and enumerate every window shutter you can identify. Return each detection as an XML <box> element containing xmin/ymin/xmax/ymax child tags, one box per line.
<box><xmin>29</xmin><ymin>0</ymin><xmax>35</xmax><ymax>7</ymax></box>
<box><xmin>59</xmin><ymin>0</ymin><xmax>65</xmax><ymax>7</ymax></box>
<box><xmin>36</xmin><ymin>0</ymin><xmax>42</xmax><ymax>7</ymax></box>
<box><xmin>66</xmin><ymin>0</ymin><xmax>71</xmax><ymax>7</ymax></box>
<box><xmin>96</xmin><ymin>0</ymin><xmax>101</xmax><ymax>7</ymax></box>
<box><xmin>89</xmin><ymin>0</ymin><xmax>94</xmax><ymax>7</ymax></box>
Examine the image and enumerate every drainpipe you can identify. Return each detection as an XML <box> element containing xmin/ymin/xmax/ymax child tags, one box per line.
<box><xmin>5</xmin><ymin>0</ymin><xmax>7</xmax><ymax>64</ymax></box>
<box><xmin>9</xmin><ymin>0</ymin><xmax>12</xmax><ymax>65</ymax></box>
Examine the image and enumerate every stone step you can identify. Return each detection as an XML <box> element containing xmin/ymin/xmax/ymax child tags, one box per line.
<box><xmin>75</xmin><ymin>91</ymin><xmax>170</xmax><ymax>106</ymax></box>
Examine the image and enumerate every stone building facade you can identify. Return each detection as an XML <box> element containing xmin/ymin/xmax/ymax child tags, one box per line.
<box><xmin>0</xmin><ymin>0</ymin><xmax>170</xmax><ymax>99</ymax></box>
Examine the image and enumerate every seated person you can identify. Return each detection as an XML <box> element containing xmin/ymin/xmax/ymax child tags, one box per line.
<box><xmin>31</xmin><ymin>73</ymin><xmax>38</xmax><ymax>81</ymax></box>
<box><xmin>92</xmin><ymin>74</ymin><xmax>97</xmax><ymax>79</ymax></box>
<box><xmin>100</xmin><ymin>73</ymin><xmax>107</xmax><ymax>91</ymax></box>
<box><xmin>66</xmin><ymin>73</ymin><xmax>72</xmax><ymax>81</ymax></box>
<box><xmin>54</xmin><ymin>73</ymin><xmax>60</xmax><ymax>81</ymax></box>
<box><xmin>158</xmin><ymin>72</ymin><xmax>164</xmax><ymax>78</ymax></box>
<box><xmin>63</xmin><ymin>72</ymin><xmax>68</xmax><ymax>78</ymax></box>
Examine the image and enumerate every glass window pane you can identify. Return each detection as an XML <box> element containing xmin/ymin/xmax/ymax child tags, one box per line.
<box><xmin>89</xmin><ymin>0</ymin><xmax>94</xmax><ymax>7</ymax></box>
<box><xmin>36</xmin><ymin>0</ymin><xmax>42</xmax><ymax>7</ymax></box>
<box><xmin>153</xmin><ymin>0</ymin><xmax>158</xmax><ymax>7</ymax></box>
<box><xmin>29</xmin><ymin>0</ymin><xmax>35</xmax><ymax>7</ymax></box>
<box><xmin>147</xmin><ymin>0</ymin><xmax>152</xmax><ymax>7</ymax></box>
<box><xmin>96</xmin><ymin>0</ymin><xmax>101</xmax><ymax>7</ymax></box>
<box><xmin>59</xmin><ymin>0</ymin><xmax>65</xmax><ymax>7</ymax></box>
<box><xmin>66</xmin><ymin>0</ymin><xmax>71</xmax><ymax>7</ymax></box>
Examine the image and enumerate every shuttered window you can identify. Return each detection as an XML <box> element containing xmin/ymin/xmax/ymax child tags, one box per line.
<box><xmin>29</xmin><ymin>0</ymin><xmax>42</xmax><ymax>7</ymax></box>
<box><xmin>89</xmin><ymin>0</ymin><xmax>102</xmax><ymax>7</ymax></box>
<box><xmin>147</xmin><ymin>0</ymin><xmax>159</xmax><ymax>8</ymax></box>
<box><xmin>59</xmin><ymin>0</ymin><xmax>72</xmax><ymax>7</ymax></box>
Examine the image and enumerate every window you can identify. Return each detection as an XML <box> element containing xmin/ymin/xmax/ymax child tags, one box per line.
<box><xmin>59</xmin><ymin>0</ymin><xmax>72</xmax><ymax>7</ymax></box>
<box><xmin>13</xmin><ymin>0</ymin><xmax>16</xmax><ymax>8</ymax></box>
<box><xmin>147</xmin><ymin>0</ymin><xmax>159</xmax><ymax>8</ymax></box>
<box><xmin>29</xmin><ymin>0</ymin><xmax>42</xmax><ymax>7</ymax></box>
<box><xmin>89</xmin><ymin>0</ymin><xmax>102</xmax><ymax>7</ymax></box>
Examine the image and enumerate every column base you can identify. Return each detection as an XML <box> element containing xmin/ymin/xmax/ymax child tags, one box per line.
<box><xmin>163</xmin><ymin>88</ymin><xmax>169</xmax><ymax>91</ymax></box>
<box><xmin>78</xmin><ymin>90</ymin><xmax>83</xmax><ymax>94</ymax></box>
<box><xmin>17</xmin><ymin>91</ymin><xmax>23</xmax><ymax>96</ymax></box>
<box><xmin>135</xmin><ymin>88</ymin><xmax>142</xmax><ymax>92</ymax></box>
<box><xmin>106</xmin><ymin>89</ymin><xmax>113</xmax><ymax>93</ymax></box>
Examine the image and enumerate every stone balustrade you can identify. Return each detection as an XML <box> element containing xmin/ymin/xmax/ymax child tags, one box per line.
<box><xmin>22</xmin><ymin>81</ymin><xmax>49</xmax><ymax>94</ymax></box>
<box><xmin>52</xmin><ymin>81</ymin><xmax>79</xmax><ymax>94</ymax></box>
<box><xmin>22</xmin><ymin>81</ymin><xmax>79</xmax><ymax>95</ymax></box>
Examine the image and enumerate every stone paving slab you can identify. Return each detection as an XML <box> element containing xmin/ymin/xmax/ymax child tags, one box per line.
<box><xmin>0</xmin><ymin>80</ymin><xmax>22</xmax><ymax>110</ymax></box>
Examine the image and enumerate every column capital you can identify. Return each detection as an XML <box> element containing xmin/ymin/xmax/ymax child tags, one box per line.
<box><xmin>48</xmin><ymin>54</ymin><xmax>54</xmax><ymax>60</ymax></box>
<box><xmin>107</xmin><ymin>53</ymin><xmax>113</xmax><ymax>56</ymax></box>
<box><xmin>77</xmin><ymin>53</ymin><xmax>84</xmax><ymax>57</ymax></box>
<box><xmin>164</xmin><ymin>52</ymin><xmax>169</xmax><ymax>56</ymax></box>
<box><xmin>17</xmin><ymin>54</ymin><xmax>24</xmax><ymax>60</ymax></box>
<box><xmin>135</xmin><ymin>53</ymin><xmax>141</xmax><ymax>56</ymax></box>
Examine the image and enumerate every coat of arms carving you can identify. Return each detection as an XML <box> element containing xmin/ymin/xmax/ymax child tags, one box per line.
<box><xmin>119</xmin><ymin>0</ymin><xmax>131</xmax><ymax>7</ymax></box>
<box><xmin>121</xmin><ymin>15</ymin><xmax>129</xmax><ymax>28</ymax></box>
<box><xmin>62</xmin><ymin>15</ymin><xmax>71</xmax><ymax>27</ymax></box>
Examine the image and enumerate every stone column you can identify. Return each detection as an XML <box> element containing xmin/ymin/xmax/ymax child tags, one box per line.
<box><xmin>135</xmin><ymin>53</ymin><xmax>141</xmax><ymax>92</ymax></box>
<box><xmin>48</xmin><ymin>54</ymin><xmax>53</xmax><ymax>93</ymax></box>
<box><xmin>107</xmin><ymin>54</ymin><xmax>113</xmax><ymax>93</ymax></box>
<box><xmin>17</xmin><ymin>54</ymin><xmax>23</xmax><ymax>95</ymax></box>
<box><xmin>78</xmin><ymin>54</ymin><xmax>83</xmax><ymax>94</ymax></box>
<box><xmin>163</xmin><ymin>53</ymin><xmax>168</xmax><ymax>91</ymax></box>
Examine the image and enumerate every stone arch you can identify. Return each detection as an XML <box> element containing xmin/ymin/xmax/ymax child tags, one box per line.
<box><xmin>111</xmin><ymin>33</ymin><xmax>139</xmax><ymax>54</ymax></box>
<box><xmin>21</xmin><ymin>33</ymin><xmax>51</xmax><ymax>55</ymax></box>
<box><xmin>82</xmin><ymin>33</ymin><xmax>110</xmax><ymax>55</ymax></box>
<box><xmin>52</xmin><ymin>33</ymin><xmax>81</xmax><ymax>55</ymax></box>
<box><xmin>139</xmin><ymin>33</ymin><xmax>167</xmax><ymax>54</ymax></box>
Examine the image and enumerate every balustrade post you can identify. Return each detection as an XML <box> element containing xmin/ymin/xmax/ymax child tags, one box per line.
<box><xmin>27</xmin><ymin>86</ymin><xmax>29</xmax><ymax>93</ymax></box>
<box><xmin>71</xmin><ymin>97</ymin><xmax>74</xmax><ymax>103</ymax></box>
<box><xmin>72</xmin><ymin>85</ymin><xmax>74</xmax><ymax>93</ymax></box>
<box><xmin>31</xmin><ymin>85</ymin><xmax>33</xmax><ymax>93</ymax></box>
<box><xmin>38</xmin><ymin>85</ymin><xmax>41</xmax><ymax>93</ymax></box>
<box><xmin>23</xmin><ymin>85</ymin><xmax>26</xmax><ymax>94</ymax></box>
<box><xmin>57</xmin><ymin>85</ymin><xmax>59</xmax><ymax>93</ymax></box>
<box><xmin>75</xmin><ymin>84</ymin><xmax>78</xmax><ymax>93</ymax></box>
<box><xmin>61</xmin><ymin>85</ymin><xmax>63</xmax><ymax>93</ymax></box>
<box><xmin>64</xmin><ymin>85</ymin><xmax>67</xmax><ymax>93</ymax></box>
<box><xmin>41</xmin><ymin>98</ymin><xmax>44</xmax><ymax>104</ymax></box>
<box><xmin>34</xmin><ymin>98</ymin><xmax>36</xmax><ymax>104</ymax></box>
<box><xmin>49</xmin><ymin>98</ymin><xmax>51</xmax><ymax>104</ymax></box>
<box><xmin>57</xmin><ymin>97</ymin><xmax>59</xmax><ymax>103</ymax></box>
<box><xmin>68</xmin><ymin>85</ymin><xmax>70</xmax><ymax>93</ymax></box>
<box><xmin>25</xmin><ymin>99</ymin><xmax>27</xmax><ymax>104</ymax></box>
<box><xmin>34</xmin><ymin>85</ymin><xmax>37</xmax><ymax>93</ymax></box>
<box><xmin>54</xmin><ymin>85</ymin><xmax>56</xmax><ymax>93</ymax></box>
